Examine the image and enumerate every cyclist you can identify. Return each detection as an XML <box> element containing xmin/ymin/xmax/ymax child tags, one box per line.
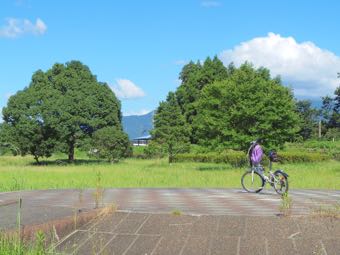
<box><xmin>247</xmin><ymin>138</ymin><xmax>265</xmax><ymax>174</ymax></box>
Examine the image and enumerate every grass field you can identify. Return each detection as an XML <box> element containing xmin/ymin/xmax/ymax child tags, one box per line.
<box><xmin>0</xmin><ymin>155</ymin><xmax>339</xmax><ymax>192</ymax></box>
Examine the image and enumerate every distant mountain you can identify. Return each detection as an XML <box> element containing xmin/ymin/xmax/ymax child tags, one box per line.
<box><xmin>122</xmin><ymin>111</ymin><xmax>154</xmax><ymax>139</ymax></box>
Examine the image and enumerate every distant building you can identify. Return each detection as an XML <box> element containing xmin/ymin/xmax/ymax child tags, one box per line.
<box><xmin>132</xmin><ymin>135</ymin><xmax>152</xmax><ymax>146</ymax></box>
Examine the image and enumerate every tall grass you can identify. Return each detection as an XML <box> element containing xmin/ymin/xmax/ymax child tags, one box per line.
<box><xmin>0</xmin><ymin>155</ymin><xmax>339</xmax><ymax>191</ymax></box>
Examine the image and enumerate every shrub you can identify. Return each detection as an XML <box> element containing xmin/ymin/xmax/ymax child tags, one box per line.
<box><xmin>173</xmin><ymin>150</ymin><xmax>248</xmax><ymax>167</ymax></box>
<box><xmin>173</xmin><ymin>150</ymin><xmax>331</xmax><ymax>165</ymax></box>
<box><xmin>91</xmin><ymin>127</ymin><xmax>132</xmax><ymax>163</ymax></box>
<box><xmin>277</xmin><ymin>151</ymin><xmax>331</xmax><ymax>163</ymax></box>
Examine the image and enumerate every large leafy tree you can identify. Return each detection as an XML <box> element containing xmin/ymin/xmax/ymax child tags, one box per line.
<box><xmin>2</xmin><ymin>88</ymin><xmax>57</xmax><ymax>163</ymax></box>
<box><xmin>321</xmin><ymin>73</ymin><xmax>340</xmax><ymax>132</ymax></box>
<box><xmin>295</xmin><ymin>100</ymin><xmax>319</xmax><ymax>140</ymax></box>
<box><xmin>2</xmin><ymin>61</ymin><xmax>123</xmax><ymax>162</ymax></box>
<box><xmin>175</xmin><ymin>56</ymin><xmax>230</xmax><ymax>142</ymax></box>
<box><xmin>151</xmin><ymin>92</ymin><xmax>190</xmax><ymax>163</ymax></box>
<box><xmin>193</xmin><ymin>63</ymin><xmax>300</xmax><ymax>150</ymax></box>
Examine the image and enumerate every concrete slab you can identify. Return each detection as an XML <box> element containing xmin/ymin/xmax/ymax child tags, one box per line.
<box><xmin>294</xmin><ymin>239</ymin><xmax>326</xmax><ymax>255</ymax></box>
<box><xmin>151</xmin><ymin>234</ymin><xmax>189</xmax><ymax>255</ymax></box>
<box><xmin>245</xmin><ymin>216</ymin><xmax>299</xmax><ymax>239</ymax></box>
<box><xmin>123</xmin><ymin>235</ymin><xmax>161</xmax><ymax>255</ymax></box>
<box><xmin>181</xmin><ymin>235</ymin><xmax>210</xmax><ymax>255</ymax></box>
<box><xmin>75</xmin><ymin>232</ymin><xmax>114</xmax><ymax>255</ymax></box>
<box><xmin>322</xmin><ymin>239</ymin><xmax>340</xmax><ymax>255</ymax></box>
<box><xmin>239</xmin><ymin>236</ymin><xmax>267</xmax><ymax>255</ymax></box>
<box><xmin>99</xmin><ymin>234</ymin><xmax>136</xmax><ymax>255</ymax></box>
<box><xmin>209</xmin><ymin>236</ymin><xmax>239</xmax><ymax>255</ymax></box>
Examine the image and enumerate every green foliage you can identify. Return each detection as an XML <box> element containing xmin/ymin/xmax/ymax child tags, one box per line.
<box><xmin>173</xmin><ymin>150</ymin><xmax>247</xmax><ymax>167</ymax></box>
<box><xmin>324</xmin><ymin>128</ymin><xmax>340</xmax><ymax>140</ymax></box>
<box><xmin>284</xmin><ymin>140</ymin><xmax>340</xmax><ymax>161</ymax></box>
<box><xmin>0</xmin><ymin>231</ymin><xmax>48</xmax><ymax>255</ymax></box>
<box><xmin>174</xmin><ymin>147</ymin><xmax>331</xmax><ymax>165</ymax></box>
<box><xmin>278</xmin><ymin>151</ymin><xmax>331</xmax><ymax>163</ymax></box>
<box><xmin>91</xmin><ymin>127</ymin><xmax>132</xmax><ymax>163</ymax></box>
<box><xmin>321</xmin><ymin>85</ymin><xmax>340</xmax><ymax>133</ymax></box>
<box><xmin>151</xmin><ymin>92</ymin><xmax>191</xmax><ymax>163</ymax></box>
<box><xmin>2</xmin><ymin>60</ymin><xmax>123</xmax><ymax>162</ymax></box>
<box><xmin>295</xmin><ymin>100</ymin><xmax>320</xmax><ymax>140</ymax></box>
<box><xmin>143</xmin><ymin>141</ymin><xmax>167</xmax><ymax>158</ymax></box>
<box><xmin>175</xmin><ymin>56</ymin><xmax>231</xmax><ymax>142</ymax></box>
<box><xmin>1</xmin><ymin>89</ymin><xmax>57</xmax><ymax>163</ymax></box>
<box><xmin>194</xmin><ymin>63</ymin><xmax>300</xmax><ymax>150</ymax></box>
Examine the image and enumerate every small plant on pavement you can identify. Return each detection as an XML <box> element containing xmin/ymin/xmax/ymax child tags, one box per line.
<box><xmin>279</xmin><ymin>192</ymin><xmax>292</xmax><ymax>216</ymax></box>
<box><xmin>171</xmin><ymin>209</ymin><xmax>182</xmax><ymax>216</ymax></box>
<box><xmin>93</xmin><ymin>171</ymin><xmax>105</xmax><ymax>209</ymax></box>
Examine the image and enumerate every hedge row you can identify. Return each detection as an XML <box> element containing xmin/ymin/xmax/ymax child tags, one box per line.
<box><xmin>278</xmin><ymin>151</ymin><xmax>332</xmax><ymax>163</ymax></box>
<box><xmin>173</xmin><ymin>151</ymin><xmax>248</xmax><ymax>167</ymax></box>
<box><xmin>173</xmin><ymin>151</ymin><xmax>332</xmax><ymax>165</ymax></box>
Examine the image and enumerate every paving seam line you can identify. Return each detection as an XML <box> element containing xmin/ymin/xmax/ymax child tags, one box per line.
<box><xmin>150</xmin><ymin>236</ymin><xmax>164</xmax><ymax>255</ymax></box>
<box><xmin>320</xmin><ymin>240</ymin><xmax>328</xmax><ymax>255</ymax></box>
<box><xmin>67</xmin><ymin>230</ymin><xmax>96</xmax><ymax>254</ymax></box>
<box><xmin>236</xmin><ymin>236</ymin><xmax>241</xmax><ymax>255</ymax></box>
<box><xmin>265</xmin><ymin>237</ymin><xmax>269</xmax><ymax>255</ymax></box>
<box><xmin>134</xmin><ymin>214</ymin><xmax>151</xmax><ymax>234</ymax></box>
<box><xmin>51</xmin><ymin>230</ymin><xmax>79</xmax><ymax>250</ymax></box>
<box><xmin>97</xmin><ymin>233</ymin><xmax>117</xmax><ymax>255</ymax></box>
<box><xmin>178</xmin><ymin>234</ymin><xmax>191</xmax><ymax>255</ymax></box>
<box><xmin>121</xmin><ymin>234</ymin><xmax>139</xmax><ymax>255</ymax></box>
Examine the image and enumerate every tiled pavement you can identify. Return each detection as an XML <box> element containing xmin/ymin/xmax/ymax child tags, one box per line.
<box><xmin>53</xmin><ymin>212</ymin><xmax>340</xmax><ymax>255</ymax></box>
<box><xmin>1</xmin><ymin>188</ymin><xmax>339</xmax><ymax>254</ymax></box>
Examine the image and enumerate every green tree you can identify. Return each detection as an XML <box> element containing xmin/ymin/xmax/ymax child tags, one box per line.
<box><xmin>194</xmin><ymin>63</ymin><xmax>300</xmax><ymax>150</ymax></box>
<box><xmin>175</xmin><ymin>56</ymin><xmax>230</xmax><ymax>142</ymax></box>
<box><xmin>2</xmin><ymin>61</ymin><xmax>123</xmax><ymax>162</ymax></box>
<box><xmin>91</xmin><ymin>127</ymin><xmax>132</xmax><ymax>163</ymax></box>
<box><xmin>295</xmin><ymin>100</ymin><xmax>319</xmax><ymax>140</ymax></box>
<box><xmin>2</xmin><ymin>88</ymin><xmax>57</xmax><ymax>163</ymax></box>
<box><xmin>151</xmin><ymin>92</ymin><xmax>190</xmax><ymax>163</ymax></box>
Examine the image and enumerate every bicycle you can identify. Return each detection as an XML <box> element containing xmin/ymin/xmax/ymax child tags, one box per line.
<box><xmin>241</xmin><ymin>151</ymin><xmax>289</xmax><ymax>195</ymax></box>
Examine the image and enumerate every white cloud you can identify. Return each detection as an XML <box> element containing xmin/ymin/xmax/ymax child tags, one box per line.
<box><xmin>0</xmin><ymin>18</ymin><xmax>47</xmax><ymax>38</ymax></box>
<box><xmin>111</xmin><ymin>79</ymin><xmax>146</xmax><ymax>99</ymax></box>
<box><xmin>124</xmin><ymin>109</ymin><xmax>151</xmax><ymax>116</ymax></box>
<box><xmin>220</xmin><ymin>33</ymin><xmax>340</xmax><ymax>97</ymax></box>
<box><xmin>201</xmin><ymin>1</ymin><xmax>221</xmax><ymax>7</ymax></box>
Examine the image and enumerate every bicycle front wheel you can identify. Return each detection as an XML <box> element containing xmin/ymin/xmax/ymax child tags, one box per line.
<box><xmin>241</xmin><ymin>171</ymin><xmax>264</xmax><ymax>193</ymax></box>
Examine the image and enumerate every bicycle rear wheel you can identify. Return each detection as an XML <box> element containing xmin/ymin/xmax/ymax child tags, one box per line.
<box><xmin>273</xmin><ymin>172</ymin><xmax>289</xmax><ymax>195</ymax></box>
<box><xmin>241</xmin><ymin>171</ymin><xmax>264</xmax><ymax>193</ymax></box>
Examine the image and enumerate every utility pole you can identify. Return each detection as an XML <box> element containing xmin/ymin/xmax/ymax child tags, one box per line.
<box><xmin>318</xmin><ymin>120</ymin><xmax>322</xmax><ymax>138</ymax></box>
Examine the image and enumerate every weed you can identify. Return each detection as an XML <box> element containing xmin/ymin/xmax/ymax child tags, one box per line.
<box><xmin>279</xmin><ymin>192</ymin><xmax>292</xmax><ymax>216</ymax></box>
<box><xmin>93</xmin><ymin>171</ymin><xmax>105</xmax><ymax>209</ymax></box>
<box><xmin>311</xmin><ymin>202</ymin><xmax>340</xmax><ymax>218</ymax></box>
<box><xmin>171</xmin><ymin>209</ymin><xmax>182</xmax><ymax>216</ymax></box>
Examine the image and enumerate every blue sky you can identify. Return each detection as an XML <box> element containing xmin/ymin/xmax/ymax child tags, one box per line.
<box><xmin>1</xmin><ymin>0</ymin><xmax>340</xmax><ymax>116</ymax></box>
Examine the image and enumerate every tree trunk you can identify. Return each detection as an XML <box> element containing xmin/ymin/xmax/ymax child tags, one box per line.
<box><xmin>34</xmin><ymin>155</ymin><xmax>40</xmax><ymax>165</ymax></box>
<box><xmin>68</xmin><ymin>141</ymin><xmax>75</xmax><ymax>162</ymax></box>
<box><xmin>168</xmin><ymin>144</ymin><xmax>173</xmax><ymax>164</ymax></box>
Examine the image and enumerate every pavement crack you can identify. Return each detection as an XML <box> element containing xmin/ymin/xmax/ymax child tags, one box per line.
<box><xmin>288</xmin><ymin>231</ymin><xmax>301</xmax><ymax>239</ymax></box>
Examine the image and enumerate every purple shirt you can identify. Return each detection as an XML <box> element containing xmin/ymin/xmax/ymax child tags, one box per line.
<box><xmin>251</xmin><ymin>144</ymin><xmax>263</xmax><ymax>165</ymax></box>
